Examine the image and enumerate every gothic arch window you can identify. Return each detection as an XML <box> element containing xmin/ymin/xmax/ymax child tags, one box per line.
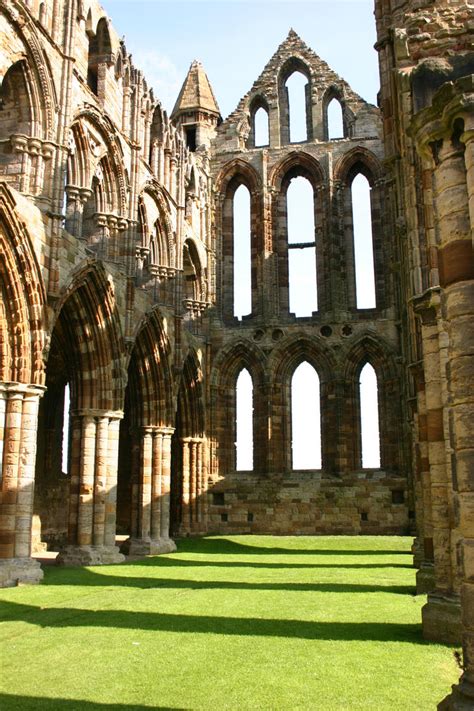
<box><xmin>279</xmin><ymin>58</ymin><xmax>312</xmax><ymax>144</ymax></box>
<box><xmin>327</xmin><ymin>98</ymin><xmax>344</xmax><ymax>139</ymax></box>
<box><xmin>337</xmin><ymin>153</ymin><xmax>383</xmax><ymax>311</ymax></box>
<box><xmin>235</xmin><ymin>368</ymin><xmax>254</xmax><ymax>471</ymax></box>
<box><xmin>351</xmin><ymin>173</ymin><xmax>376</xmax><ymax>309</ymax></box>
<box><xmin>291</xmin><ymin>361</ymin><xmax>321</xmax><ymax>469</ymax></box>
<box><xmin>359</xmin><ymin>362</ymin><xmax>380</xmax><ymax>468</ymax></box>
<box><xmin>287</xmin><ymin>175</ymin><xmax>317</xmax><ymax>316</ymax></box>
<box><xmin>62</xmin><ymin>383</ymin><xmax>71</xmax><ymax>474</ymax></box>
<box><xmin>249</xmin><ymin>96</ymin><xmax>269</xmax><ymax>148</ymax></box>
<box><xmin>218</xmin><ymin>163</ymin><xmax>261</xmax><ymax>323</ymax></box>
<box><xmin>87</xmin><ymin>18</ymin><xmax>113</xmax><ymax>98</ymax></box>
<box><xmin>233</xmin><ymin>183</ymin><xmax>251</xmax><ymax>319</ymax></box>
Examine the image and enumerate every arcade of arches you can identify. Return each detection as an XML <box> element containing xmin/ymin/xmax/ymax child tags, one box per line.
<box><xmin>0</xmin><ymin>1</ymin><xmax>473</xmax><ymax>708</ymax></box>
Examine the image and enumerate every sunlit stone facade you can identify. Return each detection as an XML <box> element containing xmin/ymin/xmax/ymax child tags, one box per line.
<box><xmin>0</xmin><ymin>1</ymin><xmax>472</xmax><ymax>707</ymax></box>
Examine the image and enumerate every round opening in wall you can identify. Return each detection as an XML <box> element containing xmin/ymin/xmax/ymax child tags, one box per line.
<box><xmin>320</xmin><ymin>325</ymin><xmax>332</xmax><ymax>337</ymax></box>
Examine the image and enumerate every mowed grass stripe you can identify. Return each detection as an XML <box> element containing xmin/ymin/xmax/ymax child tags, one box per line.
<box><xmin>0</xmin><ymin>536</ymin><xmax>459</xmax><ymax>710</ymax></box>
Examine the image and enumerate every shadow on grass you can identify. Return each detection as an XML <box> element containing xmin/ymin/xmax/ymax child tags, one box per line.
<box><xmin>0</xmin><ymin>695</ymin><xmax>185</xmax><ymax>710</ymax></box>
<box><xmin>41</xmin><ymin>568</ymin><xmax>414</xmax><ymax>595</ymax></box>
<box><xmin>174</xmin><ymin>538</ymin><xmax>410</xmax><ymax>557</ymax></box>
<box><xmin>83</xmin><ymin>557</ymin><xmax>413</xmax><ymax>572</ymax></box>
<box><xmin>0</xmin><ymin>599</ymin><xmax>425</xmax><ymax>644</ymax></box>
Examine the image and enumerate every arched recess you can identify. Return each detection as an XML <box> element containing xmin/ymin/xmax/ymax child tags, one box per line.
<box><xmin>210</xmin><ymin>340</ymin><xmax>267</xmax><ymax>476</ymax></box>
<box><xmin>136</xmin><ymin>183</ymin><xmax>175</xmax><ymax>296</ymax></box>
<box><xmin>66</xmin><ymin>110</ymin><xmax>129</xmax><ymax>259</ymax></box>
<box><xmin>215</xmin><ymin>160</ymin><xmax>262</xmax><ymax>322</ymax></box>
<box><xmin>116</xmin><ymin>308</ymin><xmax>174</xmax><ymax>544</ymax></box>
<box><xmin>270</xmin><ymin>153</ymin><xmax>327</xmax><ymax>315</ymax></box>
<box><xmin>334</xmin><ymin>148</ymin><xmax>387</xmax><ymax>311</ymax></box>
<box><xmin>323</xmin><ymin>87</ymin><xmax>347</xmax><ymax>140</ymax></box>
<box><xmin>248</xmin><ymin>95</ymin><xmax>270</xmax><ymax>148</ymax></box>
<box><xmin>34</xmin><ymin>262</ymin><xmax>126</xmax><ymax>555</ymax></box>
<box><xmin>0</xmin><ymin>183</ymin><xmax>46</xmax><ymax>386</ymax></box>
<box><xmin>0</xmin><ymin>58</ymin><xmax>50</xmax><ymax>194</ymax></box>
<box><xmin>343</xmin><ymin>335</ymin><xmax>402</xmax><ymax>472</ymax></box>
<box><xmin>171</xmin><ymin>349</ymin><xmax>206</xmax><ymax>536</ymax></box>
<box><xmin>183</xmin><ymin>238</ymin><xmax>205</xmax><ymax>302</ymax></box>
<box><xmin>269</xmin><ymin>334</ymin><xmax>335</xmax><ymax>472</ymax></box>
<box><xmin>278</xmin><ymin>57</ymin><xmax>313</xmax><ymax>144</ymax></box>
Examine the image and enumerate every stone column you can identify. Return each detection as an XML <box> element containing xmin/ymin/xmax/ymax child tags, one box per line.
<box><xmin>439</xmin><ymin>117</ymin><xmax>474</xmax><ymax>710</ymax></box>
<box><xmin>415</xmin><ymin>293</ymin><xmax>460</xmax><ymax>644</ymax></box>
<box><xmin>160</xmin><ymin>428</ymin><xmax>174</xmax><ymax>544</ymax></box>
<box><xmin>0</xmin><ymin>384</ymin><xmax>45</xmax><ymax>587</ymax></box>
<box><xmin>180</xmin><ymin>438</ymin><xmax>191</xmax><ymax>535</ymax></box>
<box><xmin>58</xmin><ymin>410</ymin><xmax>125</xmax><ymax>566</ymax></box>
<box><xmin>125</xmin><ymin>426</ymin><xmax>176</xmax><ymax>556</ymax></box>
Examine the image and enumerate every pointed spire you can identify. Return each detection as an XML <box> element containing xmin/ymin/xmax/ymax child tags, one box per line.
<box><xmin>171</xmin><ymin>60</ymin><xmax>220</xmax><ymax>119</ymax></box>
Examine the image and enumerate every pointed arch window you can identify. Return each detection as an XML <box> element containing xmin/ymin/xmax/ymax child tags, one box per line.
<box><xmin>233</xmin><ymin>183</ymin><xmax>251</xmax><ymax>319</ymax></box>
<box><xmin>327</xmin><ymin>97</ymin><xmax>344</xmax><ymax>139</ymax></box>
<box><xmin>352</xmin><ymin>173</ymin><xmax>376</xmax><ymax>308</ymax></box>
<box><xmin>236</xmin><ymin>368</ymin><xmax>253</xmax><ymax>471</ymax></box>
<box><xmin>87</xmin><ymin>18</ymin><xmax>113</xmax><ymax>97</ymax></box>
<box><xmin>291</xmin><ymin>362</ymin><xmax>321</xmax><ymax>469</ymax></box>
<box><xmin>254</xmin><ymin>107</ymin><xmax>269</xmax><ymax>147</ymax></box>
<box><xmin>286</xmin><ymin>71</ymin><xmax>309</xmax><ymax>143</ymax></box>
<box><xmin>287</xmin><ymin>176</ymin><xmax>317</xmax><ymax>316</ymax></box>
<box><xmin>359</xmin><ymin>363</ymin><xmax>380</xmax><ymax>468</ymax></box>
<box><xmin>62</xmin><ymin>383</ymin><xmax>71</xmax><ymax>475</ymax></box>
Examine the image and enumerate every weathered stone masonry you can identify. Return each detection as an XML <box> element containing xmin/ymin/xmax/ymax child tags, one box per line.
<box><xmin>0</xmin><ymin>1</ymin><xmax>473</xmax><ymax>708</ymax></box>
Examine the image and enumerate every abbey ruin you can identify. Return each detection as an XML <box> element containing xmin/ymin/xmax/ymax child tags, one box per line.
<box><xmin>0</xmin><ymin>0</ymin><xmax>473</xmax><ymax>706</ymax></box>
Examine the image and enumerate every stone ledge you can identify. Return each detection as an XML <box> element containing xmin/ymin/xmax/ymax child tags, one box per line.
<box><xmin>121</xmin><ymin>537</ymin><xmax>177</xmax><ymax>557</ymax></box>
<box><xmin>0</xmin><ymin>557</ymin><xmax>44</xmax><ymax>588</ymax></box>
<box><xmin>56</xmin><ymin>545</ymin><xmax>126</xmax><ymax>566</ymax></box>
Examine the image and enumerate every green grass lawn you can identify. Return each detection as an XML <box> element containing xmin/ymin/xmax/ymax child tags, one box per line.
<box><xmin>0</xmin><ymin>536</ymin><xmax>459</xmax><ymax>710</ymax></box>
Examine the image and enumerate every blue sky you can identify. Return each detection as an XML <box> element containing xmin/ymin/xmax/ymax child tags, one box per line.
<box><xmin>98</xmin><ymin>0</ymin><xmax>382</xmax><ymax>469</ymax></box>
<box><xmin>100</xmin><ymin>1</ymin><xmax>379</xmax><ymax>118</ymax></box>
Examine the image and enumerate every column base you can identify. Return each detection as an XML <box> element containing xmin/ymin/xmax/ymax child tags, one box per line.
<box><xmin>0</xmin><ymin>557</ymin><xmax>44</xmax><ymax>587</ymax></box>
<box><xmin>416</xmin><ymin>563</ymin><xmax>436</xmax><ymax>594</ymax></box>
<box><xmin>56</xmin><ymin>545</ymin><xmax>125</xmax><ymax>567</ymax></box>
<box><xmin>121</xmin><ymin>537</ymin><xmax>177</xmax><ymax>557</ymax></box>
<box><xmin>422</xmin><ymin>592</ymin><xmax>462</xmax><ymax>645</ymax></box>
<box><xmin>411</xmin><ymin>537</ymin><xmax>424</xmax><ymax>569</ymax></box>
<box><xmin>438</xmin><ymin>675</ymin><xmax>474</xmax><ymax>710</ymax></box>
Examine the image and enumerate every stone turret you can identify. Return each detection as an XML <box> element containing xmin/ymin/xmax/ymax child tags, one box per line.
<box><xmin>171</xmin><ymin>60</ymin><xmax>221</xmax><ymax>150</ymax></box>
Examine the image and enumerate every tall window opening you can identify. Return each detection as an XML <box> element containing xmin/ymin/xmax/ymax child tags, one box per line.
<box><xmin>327</xmin><ymin>98</ymin><xmax>344</xmax><ymax>139</ymax></box>
<box><xmin>287</xmin><ymin>176</ymin><xmax>317</xmax><ymax>316</ymax></box>
<box><xmin>61</xmin><ymin>383</ymin><xmax>70</xmax><ymax>474</ymax></box>
<box><xmin>87</xmin><ymin>18</ymin><xmax>112</xmax><ymax>97</ymax></box>
<box><xmin>254</xmin><ymin>107</ymin><xmax>269</xmax><ymax>147</ymax></box>
<box><xmin>236</xmin><ymin>368</ymin><xmax>253</xmax><ymax>471</ymax></box>
<box><xmin>291</xmin><ymin>362</ymin><xmax>321</xmax><ymax>469</ymax></box>
<box><xmin>286</xmin><ymin>71</ymin><xmax>308</xmax><ymax>143</ymax></box>
<box><xmin>352</xmin><ymin>173</ymin><xmax>376</xmax><ymax>308</ymax></box>
<box><xmin>233</xmin><ymin>184</ymin><xmax>251</xmax><ymax>319</ymax></box>
<box><xmin>359</xmin><ymin>363</ymin><xmax>380</xmax><ymax>468</ymax></box>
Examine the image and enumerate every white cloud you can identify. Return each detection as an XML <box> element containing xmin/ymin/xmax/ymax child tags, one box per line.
<box><xmin>131</xmin><ymin>49</ymin><xmax>182</xmax><ymax>114</ymax></box>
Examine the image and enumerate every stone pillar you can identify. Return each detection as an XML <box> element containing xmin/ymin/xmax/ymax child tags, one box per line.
<box><xmin>439</xmin><ymin>118</ymin><xmax>474</xmax><ymax>710</ymax></box>
<box><xmin>180</xmin><ymin>438</ymin><xmax>191</xmax><ymax>534</ymax></box>
<box><xmin>160</xmin><ymin>428</ymin><xmax>174</xmax><ymax>543</ymax></box>
<box><xmin>0</xmin><ymin>384</ymin><xmax>45</xmax><ymax>587</ymax></box>
<box><xmin>415</xmin><ymin>294</ymin><xmax>460</xmax><ymax>643</ymax></box>
<box><xmin>125</xmin><ymin>426</ymin><xmax>176</xmax><ymax>556</ymax></box>
<box><xmin>57</xmin><ymin>410</ymin><xmax>125</xmax><ymax>566</ymax></box>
